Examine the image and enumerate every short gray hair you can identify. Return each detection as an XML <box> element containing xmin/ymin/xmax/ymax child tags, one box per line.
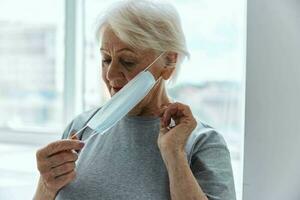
<box><xmin>96</xmin><ymin>0</ymin><xmax>190</xmax><ymax>81</ymax></box>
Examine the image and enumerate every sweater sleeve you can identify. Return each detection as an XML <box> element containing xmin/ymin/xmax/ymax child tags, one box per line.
<box><xmin>190</xmin><ymin>129</ymin><xmax>236</xmax><ymax>200</ymax></box>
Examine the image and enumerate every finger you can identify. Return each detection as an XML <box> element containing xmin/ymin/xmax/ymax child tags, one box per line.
<box><xmin>173</xmin><ymin>103</ymin><xmax>197</xmax><ymax>130</ymax></box>
<box><xmin>157</xmin><ymin>106</ymin><xmax>168</xmax><ymax>117</ymax></box>
<box><xmin>163</xmin><ymin>103</ymin><xmax>193</xmax><ymax>126</ymax></box>
<box><xmin>70</xmin><ymin>131</ymin><xmax>83</xmax><ymax>154</ymax></box>
<box><xmin>37</xmin><ymin>144</ymin><xmax>69</xmax><ymax>172</ymax></box>
<box><xmin>157</xmin><ymin>102</ymin><xmax>173</xmax><ymax>114</ymax></box>
<box><xmin>44</xmin><ymin>140</ymin><xmax>84</xmax><ymax>157</ymax></box>
<box><xmin>47</xmin><ymin>151</ymin><xmax>78</xmax><ymax>169</ymax></box>
<box><xmin>163</xmin><ymin>103</ymin><xmax>180</xmax><ymax>127</ymax></box>
<box><xmin>159</xmin><ymin>121</ymin><xmax>169</xmax><ymax>135</ymax></box>
<box><xmin>161</xmin><ymin>103</ymin><xmax>172</xmax><ymax>107</ymax></box>
<box><xmin>51</xmin><ymin>162</ymin><xmax>76</xmax><ymax>178</ymax></box>
<box><xmin>50</xmin><ymin>170</ymin><xmax>76</xmax><ymax>189</ymax></box>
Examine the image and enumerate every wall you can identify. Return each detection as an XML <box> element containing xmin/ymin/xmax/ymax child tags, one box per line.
<box><xmin>244</xmin><ymin>0</ymin><xmax>300</xmax><ymax>199</ymax></box>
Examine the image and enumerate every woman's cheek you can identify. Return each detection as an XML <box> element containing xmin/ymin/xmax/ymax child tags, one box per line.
<box><xmin>101</xmin><ymin>66</ymin><xmax>107</xmax><ymax>79</ymax></box>
<box><xmin>100</xmin><ymin>69</ymin><xmax>110</xmax><ymax>93</ymax></box>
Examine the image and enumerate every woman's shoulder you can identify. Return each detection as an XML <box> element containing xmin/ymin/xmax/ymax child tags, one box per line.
<box><xmin>185</xmin><ymin>119</ymin><xmax>229</xmax><ymax>163</ymax></box>
<box><xmin>61</xmin><ymin>107</ymin><xmax>101</xmax><ymax>139</ymax></box>
<box><xmin>194</xmin><ymin>120</ymin><xmax>227</xmax><ymax>148</ymax></box>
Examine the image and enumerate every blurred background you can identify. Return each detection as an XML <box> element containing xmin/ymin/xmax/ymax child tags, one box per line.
<box><xmin>0</xmin><ymin>0</ymin><xmax>246</xmax><ymax>199</ymax></box>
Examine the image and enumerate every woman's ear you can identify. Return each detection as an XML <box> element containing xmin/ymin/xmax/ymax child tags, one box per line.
<box><xmin>165</xmin><ymin>52</ymin><xmax>178</xmax><ymax>67</ymax></box>
<box><xmin>161</xmin><ymin>52</ymin><xmax>178</xmax><ymax>80</ymax></box>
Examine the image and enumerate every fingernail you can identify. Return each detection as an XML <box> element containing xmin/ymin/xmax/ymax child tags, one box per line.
<box><xmin>79</xmin><ymin>141</ymin><xmax>85</xmax><ymax>147</ymax></box>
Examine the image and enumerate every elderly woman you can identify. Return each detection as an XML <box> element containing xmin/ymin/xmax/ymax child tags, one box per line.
<box><xmin>34</xmin><ymin>1</ymin><xmax>236</xmax><ymax>200</ymax></box>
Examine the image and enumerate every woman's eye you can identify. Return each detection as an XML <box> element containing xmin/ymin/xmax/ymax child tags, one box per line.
<box><xmin>120</xmin><ymin>59</ymin><xmax>136</xmax><ymax>68</ymax></box>
<box><xmin>102</xmin><ymin>59</ymin><xmax>111</xmax><ymax>65</ymax></box>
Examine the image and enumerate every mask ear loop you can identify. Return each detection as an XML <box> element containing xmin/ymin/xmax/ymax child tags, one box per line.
<box><xmin>143</xmin><ymin>52</ymin><xmax>165</xmax><ymax>86</ymax></box>
<box><xmin>144</xmin><ymin>52</ymin><xmax>165</xmax><ymax>72</ymax></box>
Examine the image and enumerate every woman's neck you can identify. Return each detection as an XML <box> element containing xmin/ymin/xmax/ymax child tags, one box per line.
<box><xmin>128</xmin><ymin>81</ymin><xmax>171</xmax><ymax>117</ymax></box>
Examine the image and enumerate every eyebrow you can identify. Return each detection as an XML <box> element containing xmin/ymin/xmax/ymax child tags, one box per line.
<box><xmin>100</xmin><ymin>48</ymin><xmax>136</xmax><ymax>54</ymax></box>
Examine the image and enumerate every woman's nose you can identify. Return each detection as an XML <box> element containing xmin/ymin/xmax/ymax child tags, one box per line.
<box><xmin>106</xmin><ymin>61</ymin><xmax>123</xmax><ymax>81</ymax></box>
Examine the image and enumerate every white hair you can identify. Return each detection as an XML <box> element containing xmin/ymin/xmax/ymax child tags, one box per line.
<box><xmin>96</xmin><ymin>0</ymin><xmax>190</xmax><ymax>83</ymax></box>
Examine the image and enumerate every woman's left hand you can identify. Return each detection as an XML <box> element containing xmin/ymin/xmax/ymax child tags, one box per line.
<box><xmin>157</xmin><ymin>102</ymin><xmax>197</xmax><ymax>161</ymax></box>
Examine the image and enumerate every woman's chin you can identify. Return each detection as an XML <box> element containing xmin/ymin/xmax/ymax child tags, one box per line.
<box><xmin>109</xmin><ymin>92</ymin><xmax>115</xmax><ymax>97</ymax></box>
<box><xmin>110</xmin><ymin>87</ymin><xmax>122</xmax><ymax>96</ymax></box>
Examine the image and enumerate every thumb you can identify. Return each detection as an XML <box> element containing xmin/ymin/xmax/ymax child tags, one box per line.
<box><xmin>69</xmin><ymin>131</ymin><xmax>81</xmax><ymax>153</ymax></box>
<box><xmin>69</xmin><ymin>131</ymin><xmax>79</xmax><ymax>140</ymax></box>
<box><xmin>159</xmin><ymin>119</ymin><xmax>169</xmax><ymax>135</ymax></box>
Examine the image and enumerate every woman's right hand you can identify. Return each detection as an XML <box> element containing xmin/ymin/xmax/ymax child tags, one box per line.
<box><xmin>34</xmin><ymin>139</ymin><xmax>85</xmax><ymax>199</ymax></box>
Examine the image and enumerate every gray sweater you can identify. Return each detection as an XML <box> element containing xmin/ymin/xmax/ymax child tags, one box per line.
<box><xmin>55</xmin><ymin>108</ymin><xmax>236</xmax><ymax>200</ymax></box>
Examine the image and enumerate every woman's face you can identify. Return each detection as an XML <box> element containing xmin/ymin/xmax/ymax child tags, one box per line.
<box><xmin>100</xmin><ymin>28</ymin><xmax>164</xmax><ymax>97</ymax></box>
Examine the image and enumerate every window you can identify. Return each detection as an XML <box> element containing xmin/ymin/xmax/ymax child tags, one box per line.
<box><xmin>0</xmin><ymin>0</ymin><xmax>65</xmax><ymax>199</ymax></box>
<box><xmin>0</xmin><ymin>0</ymin><xmax>65</xmax><ymax>131</ymax></box>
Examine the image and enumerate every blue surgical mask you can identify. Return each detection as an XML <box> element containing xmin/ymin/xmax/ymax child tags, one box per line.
<box><xmin>74</xmin><ymin>52</ymin><xmax>165</xmax><ymax>140</ymax></box>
